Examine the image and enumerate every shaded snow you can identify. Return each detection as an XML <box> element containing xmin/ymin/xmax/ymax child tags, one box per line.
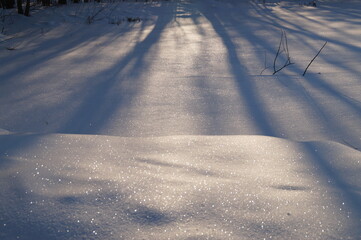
<box><xmin>0</xmin><ymin>0</ymin><xmax>361</xmax><ymax>239</ymax></box>
<box><xmin>0</xmin><ymin>0</ymin><xmax>360</xmax><ymax>148</ymax></box>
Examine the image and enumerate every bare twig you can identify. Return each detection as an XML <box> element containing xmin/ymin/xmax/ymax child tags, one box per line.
<box><xmin>264</xmin><ymin>51</ymin><xmax>267</xmax><ymax>69</ymax></box>
<box><xmin>302</xmin><ymin>41</ymin><xmax>327</xmax><ymax>76</ymax></box>
<box><xmin>273</xmin><ymin>30</ymin><xmax>283</xmax><ymax>74</ymax></box>
<box><xmin>86</xmin><ymin>5</ymin><xmax>105</xmax><ymax>24</ymax></box>
<box><xmin>260</xmin><ymin>51</ymin><xmax>271</xmax><ymax>75</ymax></box>
<box><xmin>273</xmin><ymin>29</ymin><xmax>293</xmax><ymax>75</ymax></box>
<box><xmin>272</xmin><ymin>61</ymin><xmax>294</xmax><ymax>75</ymax></box>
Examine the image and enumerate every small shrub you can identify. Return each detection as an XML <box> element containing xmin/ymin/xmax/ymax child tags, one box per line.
<box><xmin>127</xmin><ymin>17</ymin><xmax>141</xmax><ymax>22</ymax></box>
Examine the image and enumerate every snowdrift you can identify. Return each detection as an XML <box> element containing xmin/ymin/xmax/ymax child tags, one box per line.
<box><xmin>1</xmin><ymin>133</ymin><xmax>360</xmax><ymax>239</ymax></box>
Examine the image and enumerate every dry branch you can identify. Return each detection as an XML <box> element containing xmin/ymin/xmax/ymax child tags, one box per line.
<box><xmin>302</xmin><ymin>41</ymin><xmax>327</xmax><ymax>76</ymax></box>
<box><xmin>272</xmin><ymin>29</ymin><xmax>293</xmax><ymax>75</ymax></box>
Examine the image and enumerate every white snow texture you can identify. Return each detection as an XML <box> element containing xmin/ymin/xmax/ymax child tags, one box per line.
<box><xmin>0</xmin><ymin>0</ymin><xmax>360</xmax><ymax>239</ymax></box>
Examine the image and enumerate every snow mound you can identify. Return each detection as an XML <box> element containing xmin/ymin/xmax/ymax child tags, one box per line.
<box><xmin>1</xmin><ymin>133</ymin><xmax>360</xmax><ymax>239</ymax></box>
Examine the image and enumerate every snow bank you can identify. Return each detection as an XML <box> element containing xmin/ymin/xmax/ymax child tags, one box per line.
<box><xmin>0</xmin><ymin>133</ymin><xmax>360</xmax><ymax>239</ymax></box>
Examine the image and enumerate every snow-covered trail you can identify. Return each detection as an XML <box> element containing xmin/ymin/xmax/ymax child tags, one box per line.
<box><xmin>0</xmin><ymin>0</ymin><xmax>360</xmax><ymax>149</ymax></box>
<box><xmin>60</xmin><ymin>0</ymin><xmax>361</xmax><ymax>149</ymax></box>
<box><xmin>55</xmin><ymin>0</ymin><xmax>264</xmax><ymax>137</ymax></box>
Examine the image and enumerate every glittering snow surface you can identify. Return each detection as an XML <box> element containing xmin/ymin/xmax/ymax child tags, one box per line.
<box><xmin>0</xmin><ymin>0</ymin><xmax>361</xmax><ymax>239</ymax></box>
<box><xmin>1</xmin><ymin>134</ymin><xmax>361</xmax><ymax>239</ymax></box>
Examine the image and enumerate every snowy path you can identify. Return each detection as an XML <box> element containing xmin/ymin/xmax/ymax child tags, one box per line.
<box><xmin>1</xmin><ymin>0</ymin><xmax>360</xmax><ymax>148</ymax></box>
<box><xmin>0</xmin><ymin>0</ymin><xmax>361</xmax><ymax>239</ymax></box>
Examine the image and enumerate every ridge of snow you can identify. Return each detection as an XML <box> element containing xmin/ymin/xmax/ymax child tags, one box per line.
<box><xmin>1</xmin><ymin>133</ymin><xmax>361</xmax><ymax>239</ymax></box>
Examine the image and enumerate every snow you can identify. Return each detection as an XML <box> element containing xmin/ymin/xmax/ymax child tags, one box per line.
<box><xmin>0</xmin><ymin>0</ymin><xmax>361</xmax><ymax>239</ymax></box>
<box><xmin>1</xmin><ymin>134</ymin><xmax>361</xmax><ymax>239</ymax></box>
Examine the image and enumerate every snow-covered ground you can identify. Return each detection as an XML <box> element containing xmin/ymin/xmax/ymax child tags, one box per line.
<box><xmin>0</xmin><ymin>0</ymin><xmax>360</xmax><ymax>239</ymax></box>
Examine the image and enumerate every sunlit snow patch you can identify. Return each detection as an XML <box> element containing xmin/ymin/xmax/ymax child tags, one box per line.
<box><xmin>0</xmin><ymin>134</ymin><xmax>360</xmax><ymax>239</ymax></box>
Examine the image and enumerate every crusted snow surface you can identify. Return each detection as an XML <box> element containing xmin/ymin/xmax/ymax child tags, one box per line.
<box><xmin>1</xmin><ymin>134</ymin><xmax>361</xmax><ymax>239</ymax></box>
<box><xmin>0</xmin><ymin>0</ymin><xmax>361</xmax><ymax>239</ymax></box>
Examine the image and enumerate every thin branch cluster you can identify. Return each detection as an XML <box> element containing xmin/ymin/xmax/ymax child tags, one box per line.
<box><xmin>261</xmin><ymin>29</ymin><xmax>328</xmax><ymax>77</ymax></box>
<box><xmin>272</xmin><ymin>29</ymin><xmax>293</xmax><ymax>75</ymax></box>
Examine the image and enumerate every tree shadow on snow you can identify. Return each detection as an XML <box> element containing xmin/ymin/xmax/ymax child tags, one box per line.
<box><xmin>196</xmin><ymin>1</ymin><xmax>361</xmax><ymax>148</ymax></box>
<box><xmin>196</xmin><ymin>2</ymin><xmax>278</xmax><ymax>137</ymax></box>
<box><xmin>57</xmin><ymin>2</ymin><xmax>178</xmax><ymax>135</ymax></box>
